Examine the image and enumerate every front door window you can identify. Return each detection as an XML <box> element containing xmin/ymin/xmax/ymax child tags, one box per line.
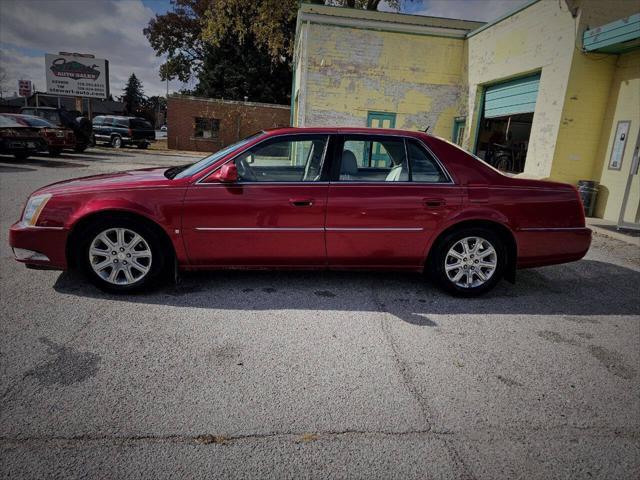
<box><xmin>234</xmin><ymin>136</ymin><xmax>328</xmax><ymax>182</ymax></box>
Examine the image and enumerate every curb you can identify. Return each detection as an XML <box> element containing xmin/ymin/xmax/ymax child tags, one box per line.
<box><xmin>587</xmin><ymin>223</ymin><xmax>640</xmax><ymax>247</ymax></box>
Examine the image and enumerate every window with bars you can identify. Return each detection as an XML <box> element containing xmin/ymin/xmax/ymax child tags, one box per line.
<box><xmin>194</xmin><ymin>117</ymin><xmax>220</xmax><ymax>139</ymax></box>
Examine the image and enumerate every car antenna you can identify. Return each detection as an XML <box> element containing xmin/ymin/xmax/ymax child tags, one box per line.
<box><xmin>423</xmin><ymin>126</ymin><xmax>430</xmax><ymax>133</ymax></box>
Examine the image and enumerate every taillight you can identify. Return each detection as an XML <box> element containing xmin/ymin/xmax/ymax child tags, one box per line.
<box><xmin>128</xmin><ymin>128</ymin><xmax>133</xmax><ymax>136</ymax></box>
<box><xmin>41</xmin><ymin>128</ymin><xmax>56</xmax><ymax>138</ymax></box>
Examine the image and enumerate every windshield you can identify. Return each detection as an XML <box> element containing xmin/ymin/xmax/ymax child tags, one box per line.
<box><xmin>173</xmin><ymin>133</ymin><xmax>262</xmax><ymax>179</ymax></box>
<box><xmin>18</xmin><ymin>116</ymin><xmax>54</xmax><ymax>127</ymax></box>
<box><xmin>22</xmin><ymin>109</ymin><xmax>61</xmax><ymax>125</ymax></box>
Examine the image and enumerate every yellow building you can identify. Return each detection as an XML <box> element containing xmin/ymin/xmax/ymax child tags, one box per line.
<box><xmin>292</xmin><ymin>1</ymin><xmax>640</xmax><ymax>227</ymax></box>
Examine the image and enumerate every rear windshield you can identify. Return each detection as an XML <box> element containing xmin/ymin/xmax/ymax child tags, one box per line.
<box><xmin>17</xmin><ymin>116</ymin><xmax>53</xmax><ymax>127</ymax></box>
<box><xmin>22</xmin><ymin>109</ymin><xmax>60</xmax><ymax>124</ymax></box>
<box><xmin>0</xmin><ymin>115</ymin><xmax>22</xmax><ymax>127</ymax></box>
<box><xmin>130</xmin><ymin>119</ymin><xmax>153</xmax><ymax>129</ymax></box>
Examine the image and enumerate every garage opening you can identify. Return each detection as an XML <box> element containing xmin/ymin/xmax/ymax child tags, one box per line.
<box><xmin>475</xmin><ymin>74</ymin><xmax>540</xmax><ymax>174</ymax></box>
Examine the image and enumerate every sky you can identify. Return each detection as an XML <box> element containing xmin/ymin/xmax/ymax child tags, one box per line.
<box><xmin>0</xmin><ymin>0</ymin><xmax>531</xmax><ymax>99</ymax></box>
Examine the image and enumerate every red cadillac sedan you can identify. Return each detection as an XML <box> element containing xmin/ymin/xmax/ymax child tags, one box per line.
<box><xmin>9</xmin><ymin>127</ymin><xmax>591</xmax><ymax>296</ymax></box>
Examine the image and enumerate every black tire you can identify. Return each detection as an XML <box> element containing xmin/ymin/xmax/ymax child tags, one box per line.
<box><xmin>111</xmin><ymin>135</ymin><xmax>122</xmax><ymax>148</ymax></box>
<box><xmin>49</xmin><ymin>148</ymin><xmax>63</xmax><ymax>157</ymax></box>
<box><xmin>137</xmin><ymin>143</ymin><xmax>148</xmax><ymax>150</ymax></box>
<box><xmin>77</xmin><ymin>217</ymin><xmax>168</xmax><ymax>293</ymax></box>
<box><xmin>74</xmin><ymin>144</ymin><xmax>87</xmax><ymax>153</ymax></box>
<box><xmin>14</xmin><ymin>152</ymin><xmax>29</xmax><ymax>160</ymax></box>
<box><xmin>429</xmin><ymin>227</ymin><xmax>506</xmax><ymax>297</ymax></box>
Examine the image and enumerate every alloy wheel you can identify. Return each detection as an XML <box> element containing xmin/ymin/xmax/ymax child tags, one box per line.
<box><xmin>89</xmin><ymin>228</ymin><xmax>152</xmax><ymax>285</ymax></box>
<box><xmin>444</xmin><ymin>236</ymin><xmax>497</xmax><ymax>289</ymax></box>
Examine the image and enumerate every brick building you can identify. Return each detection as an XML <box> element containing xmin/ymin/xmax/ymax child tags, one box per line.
<box><xmin>167</xmin><ymin>95</ymin><xmax>290</xmax><ymax>152</ymax></box>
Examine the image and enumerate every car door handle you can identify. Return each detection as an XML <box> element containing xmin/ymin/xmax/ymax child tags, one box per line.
<box><xmin>423</xmin><ymin>198</ymin><xmax>446</xmax><ymax>208</ymax></box>
<box><xmin>289</xmin><ymin>198</ymin><xmax>314</xmax><ymax>207</ymax></box>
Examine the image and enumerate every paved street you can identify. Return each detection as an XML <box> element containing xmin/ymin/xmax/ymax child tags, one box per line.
<box><xmin>1</xmin><ymin>148</ymin><xmax>639</xmax><ymax>479</ymax></box>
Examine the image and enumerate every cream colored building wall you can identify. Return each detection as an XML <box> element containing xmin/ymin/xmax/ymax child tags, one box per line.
<box><xmin>299</xmin><ymin>23</ymin><xmax>467</xmax><ymax>138</ymax></box>
<box><xmin>465</xmin><ymin>0</ymin><xmax>577</xmax><ymax>178</ymax></box>
<box><xmin>549</xmin><ymin>51</ymin><xmax>617</xmax><ymax>185</ymax></box>
<box><xmin>594</xmin><ymin>51</ymin><xmax>640</xmax><ymax>222</ymax></box>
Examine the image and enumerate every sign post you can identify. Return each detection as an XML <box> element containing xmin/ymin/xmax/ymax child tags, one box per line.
<box><xmin>18</xmin><ymin>80</ymin><xmax>32</xmax><ymax>106</ymax></box>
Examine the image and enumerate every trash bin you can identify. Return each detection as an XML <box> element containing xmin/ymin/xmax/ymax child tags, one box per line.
<box><xmin>577</xmin><ymin>180</ymin><xmax>599</xmax><ymax>217</ymax></box>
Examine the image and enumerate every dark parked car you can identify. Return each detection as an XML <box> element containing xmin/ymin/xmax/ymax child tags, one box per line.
<box><xmin>93</xmin><ymin>116</ymin><xmax>155</xmax><ymax>149</ymax></box>
<box><xmin>0</xmin><ymin>114</ymin><xmax>46</xmax><ymax>159</ymax></box>
<box><xmin>7</xmin><ymin>114</ymin><xmax>76</xmax><ymax>156</ymax></box>
<box><xmin>20</xmin><ymin>107</ymin><xmax>92</xmax><ymax>152</ymax></box>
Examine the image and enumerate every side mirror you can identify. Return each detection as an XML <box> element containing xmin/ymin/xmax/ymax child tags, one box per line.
<box><xmin>217</xmin><ymin>163</ymin><xmax>239</xmax><ymax>183</ymax></box>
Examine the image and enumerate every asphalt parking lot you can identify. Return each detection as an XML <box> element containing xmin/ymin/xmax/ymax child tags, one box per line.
<box><xmin>1</xmin><ymin>148</ymin><xmax>639</xmax><ymax>479</ymax></box>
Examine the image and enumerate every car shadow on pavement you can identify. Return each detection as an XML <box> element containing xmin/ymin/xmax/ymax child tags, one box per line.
<box><xmin>52</xmin><ymin>259</ymin><xmax>640</xmax><ymax>327</ymax></box>
<box><xmin>0</xmin><ymin>154</ymin><xmax>87</xmax><ymax>168</ymax></box>
<box><xmin>0</xmin><ymin>165</ymin><xmax>37</xmax><ymax>173</ymax></box>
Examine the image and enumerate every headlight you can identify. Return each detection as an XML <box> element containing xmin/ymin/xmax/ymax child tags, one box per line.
<box><xmin>21</xmin><ymin>194</ymin><xmax>52</xmax><ymax>226</ymax></box>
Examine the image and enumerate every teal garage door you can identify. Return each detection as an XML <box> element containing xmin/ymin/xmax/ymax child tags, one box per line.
<box><xmin>484</xmin><ymin>74</ymin><xmax>541</xmax><ymax>118</ymax></box>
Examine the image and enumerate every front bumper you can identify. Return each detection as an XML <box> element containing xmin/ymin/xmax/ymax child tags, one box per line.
<box><xmin>9</xmin><ymin>222</ymin><xmax>69</xmax><ymax>270</ymax></box>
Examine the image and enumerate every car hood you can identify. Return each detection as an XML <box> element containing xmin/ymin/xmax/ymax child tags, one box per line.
<box><xmin>34</xmin><ymin>167</ymin><xmax>178</xmax><ymax>195</ymax></box>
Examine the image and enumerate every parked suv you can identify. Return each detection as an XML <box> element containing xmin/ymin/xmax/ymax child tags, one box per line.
<box><xmin>19</xmin><ymin>107</ymin><xmax>92</xmax><ymax>152</ymax></box>
<box><xmin>93</xmin><ymin>116</ymin><xmax>155</xmax><ymax>149</ymax></box>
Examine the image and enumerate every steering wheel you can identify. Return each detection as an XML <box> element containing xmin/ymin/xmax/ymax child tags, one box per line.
<box><xmin>236</xmin><ymin>156</ymin><xmax>257</xmax><ymax>182</ymax></box>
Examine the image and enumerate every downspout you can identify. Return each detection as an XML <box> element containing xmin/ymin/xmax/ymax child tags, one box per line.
<box><xmin>300</xmin><ymin>20</ymin><xmax>310</xmax><ymax>127</ymax></box>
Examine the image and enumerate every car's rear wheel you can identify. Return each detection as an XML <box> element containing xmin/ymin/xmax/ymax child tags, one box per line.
<box><xmin>111</xmin><ymin>135</ymin><xmax>122</xmax><ymax>148</ymax></box>
<box><xmin>48</xmin><ymin>147</ymin><xmax>63</xmax><ymax>156</ymax></box>
<box><xmin>78</xmin><ymin>219</ymin><xmax>166</xmax><ymax>293</ymax></box>
<box><xmin>74</xmin><ymin>144</ymin><xmax>87</xmax><ymax>153</ymax></box>
<box><xmin>137</xmin><ymin>142</ymin><xmax>148</xmax><ymax>150</ymax></box>
<box><xmin>430</xmin><ymin>227</ymin><xmax>506</xmax><ymax>297</ymax></box>
<box><xmin>14</xmin><ymin>151</ymin><xmax>29</xmax><ymax>160</ymax></box>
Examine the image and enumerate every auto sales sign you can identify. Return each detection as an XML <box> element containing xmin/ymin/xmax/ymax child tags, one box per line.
<box><xmin>45</xmin><ymin>53</ymin><xmax>110</xmax><ymax>99</ymax></box>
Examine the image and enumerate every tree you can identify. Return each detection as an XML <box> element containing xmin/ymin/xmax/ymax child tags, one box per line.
<box><xmin>138</xmin><ymin>96</ymin><xmax>167</xmax><ymax>126</ymax></box>
<box><xmin>201</xmin><ymin>0</ymin><xmax>402</xmax><ymax>63</ymax></box>
<box><xmin>122</xmin><ymin>73</ymin><xmax>145</xmax><ymax>115</ymax></box>
<box><xmin>0</xmin><ymin>64</ymin><xmax>10</xmax><ymax>99</ymax></box>
<box><xmin>193</xmin><ymin>40</ymin><xmax>292</xmax><ymax>104</ymax></box>
<box><xmin>144</xmin><ymin>0</ymin><xmax>403</xmax><ymax>103</ymax></box>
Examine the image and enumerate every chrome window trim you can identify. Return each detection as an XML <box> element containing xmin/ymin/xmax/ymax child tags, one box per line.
<box><xmin>194</xmin><ymin>132</ymin><xmax>456</xmax><ymax>186</ymax></box>
<box><xmin>196</xmin><ymin>133</ymin><xmax>331</xmax><ymax>185</ymax></box>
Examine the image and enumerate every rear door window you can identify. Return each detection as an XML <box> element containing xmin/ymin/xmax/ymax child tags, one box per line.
<box><xmin>407</xmin><ymin>140</ymin><xmax>449</xmax><ymax>183</ymax></box>
<box><xmin>338</xmin><ymin>137</ymin><xmax>408</xmax><ymax>182</ymax></box>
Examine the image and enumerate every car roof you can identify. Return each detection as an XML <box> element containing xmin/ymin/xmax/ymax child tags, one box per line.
<box><xmin>262</xmin><ymin>126</ymin><xmax>429</xmax><ymax>138</ymax></box>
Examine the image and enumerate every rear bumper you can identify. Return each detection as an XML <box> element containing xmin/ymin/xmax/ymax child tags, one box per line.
<box><xmin>515</xmin><ymin>227</ymin><xmax>592</xmax><ymax>268</ymax></box>
<box><xmin>9</xmin><ymin>222</ymin><xmax>69</xmax><ymax>270</ymax></box>
<box><xmin>45</xmin><ymin>139</ymin><xmax>75</xmax><ymax>149</ymax></box>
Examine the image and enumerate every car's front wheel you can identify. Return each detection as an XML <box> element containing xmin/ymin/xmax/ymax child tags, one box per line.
<box><xmin>78</xmin><ymin>219</ymin><xmax>167</xmax><ymax>293</ymax></box>
<box><xmin>111</xmin><ymin>135</ymin><xmax>122</xmax><ymax>148</ymax></box>
<box><xmin>430</xmin><ymin>227</ymin><xmax>506</xmax><ymax>297</ymax></box>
